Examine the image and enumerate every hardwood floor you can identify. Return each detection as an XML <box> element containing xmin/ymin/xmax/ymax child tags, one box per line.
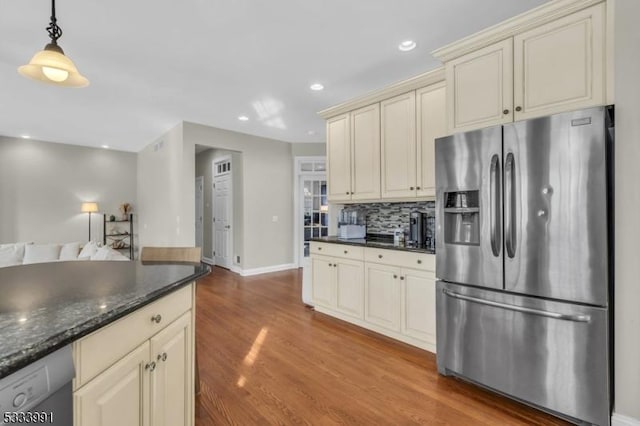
<box><xmin>195</xmin><ymin>266</ymin><xmax>568</xmax><ymax>425</ymax></box>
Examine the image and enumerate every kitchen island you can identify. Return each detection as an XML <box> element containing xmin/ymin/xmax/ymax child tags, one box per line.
<box><xmin>0</xmin><ymin>260</ymin><xmax>209</xmax><ymax>426</ymax></box>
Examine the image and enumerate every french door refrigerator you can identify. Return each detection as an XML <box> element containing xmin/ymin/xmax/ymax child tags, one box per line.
<box><xmin>435</xmin><ymin>106</ymin><xmax>614</xmax><ymax>425</ymax></box>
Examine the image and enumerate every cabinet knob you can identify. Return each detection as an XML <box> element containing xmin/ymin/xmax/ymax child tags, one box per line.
<box><xmin>400</xmin><ymin>276</ymin><xmax>405</xmax><ymax>280</ymax></box>
<box><xmin>410</xmin><ymin>186</ymin><xmax>414</xmax><ymax>190</ymax></box>
<box><xmin>515</xmin><ymin>106</ymin><xmax>522</xmax><ymax>112</ymax></box>
<box><xmin>334</xmin><ymin>264</ymin><xmax>337</xmax><ymax>268</ymax></box>
<box><xmin>318</xmin><ymin>247</ymin><xmax>322</xmax><ymax>250</ymax></box>
<box><xmin>145</xmin><ymin>361</ymin><xmax>157</xmax><ymax>372</ymax></box>
<box><xmin>328</xmin><ymin>263</ymin><xmax>333</xmax><ymax>267</ymax></box>
<box><xmin>416</xmin><ymin>186</ymin><xmax>421</xmax><ymax>190</ymax></box>
<box><xmin>151</xmin><ymin>314</ymin><xmax>162</xmax><ymax>324</ymax></box>
<box><xmin>417</xmin><ymin>259</ymin><xmax>422</xmax><ymax>264</ymax></box>
<box><xmin>344</xmin><ymin>250</ymin><xmax>348</xmax><ymax>254</ymax></box>
<box><xmin>378</xmin><ymin>254</ymin><xmax>383</xmax><ymax>259</ymax></box>
<box><xmin>346</xmin><ymin>191</ymin><xmax>350</xmax><ymax>195</ymax></box>
<box><xmin>157</xmin><ymin>352</ymin><xmax>168</xmax><ymax>362</ymax></box>
<box><xmin>503</xmin><ymin>109</ymin><xmax>510</xmax><ymax>115</ymax></box>
<box><xmin>393</xmin><ymin>275</ymin><xmax>398</xmax><ymax>279</ymax></box>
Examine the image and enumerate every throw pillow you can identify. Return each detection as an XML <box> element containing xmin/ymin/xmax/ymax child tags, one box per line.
<box><xmin>59</xmin><ymin>242</ymin><xmax>82</xmax><ymax>260</ymax></box>
<box><xmin>23</xmin><ymin>244</ymin><xmax>62</xmax><ymax>264</ymax></box>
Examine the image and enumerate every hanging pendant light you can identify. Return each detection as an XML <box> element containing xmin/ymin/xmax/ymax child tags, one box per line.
<box><xmin>18</xmin><ymin>0</ymin><xmax>89</xmax><ymax>87</ymax></box>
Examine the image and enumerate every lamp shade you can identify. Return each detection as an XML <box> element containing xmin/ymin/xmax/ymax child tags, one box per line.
<box><xmin>81</xmin><ymin>202</ymin><xmax>99</xmax><ymax>213</ymax></box>
<box><xmin>18</xmin><ymin>44</ymin><xmax>89</xmax><ymax>88</ymax></box>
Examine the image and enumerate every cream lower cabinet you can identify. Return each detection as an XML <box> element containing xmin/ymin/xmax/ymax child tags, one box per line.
<box><xmin>73</xmin><ymin>285</ymin><xmax>195</xmax><ymax>426</ymax></box>
<box><xmin>311</xmin><ymin>254</ymin><xmax>364</xmax><ymax>319</ymax></box>
<box><xmin>311</xmin><ymin>242</ymin><xmax>436</xmax><ymax>352</ymax></box>
<box><xmin>443</xmin><ymin>2</ymin><xmax>608</xmax><ymax>134</ymax></box>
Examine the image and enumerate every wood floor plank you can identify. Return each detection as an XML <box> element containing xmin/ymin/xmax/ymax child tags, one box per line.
<box><xmin>195</xmin><ymin>267</ymin><xmax>569</xmax><ymax>425</ymax></box>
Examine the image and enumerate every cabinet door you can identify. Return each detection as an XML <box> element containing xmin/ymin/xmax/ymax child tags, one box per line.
<box><xmin>446</xmin><ymin>38</ymin><xmax>513</xmax><ymax>133</ymax></box>
<box><xmin>401</xmin><ymin>269</ymin><xmax>436</xmax><ymax>347</ymax></box>
<box><xmin>326</xmin><ymin>114</ymin><xmax>352</xmax><ymax>202</ymax></box>
<box><xmin>74</xmin><ymin>342</ymin><xmax>150</xmax><ymax>426</ymax></box>
<box><xmin>381</xmin><ymin>92</ymin><xmax>417</xmax><ymax>199</ymax></box>
<box><xmin>364</xmin><ymin>263</ymin><xmax>401</xmax><ymax>331</ymax></box>
<box><xmin>149</xmin><ymin>312</ymin><xmax>193</xmax><ymax>426</ymax></box>
<box><xmin>351</xmin><ymin>104</ymin><xmax>381</xmax><ymax>201</ymax></box>
<box><xmin>416</xmin><ymin>83</ymin><xmax>447</xmax><ymax>198</ymax></box>
<box><xmin>335</xmin><ymin>259</ymin><xmax>364</xmax><ymax>319</ymax></box>
<box><xmin>311</xmin><ymin>256</ymin><xmax>336</xmax><ymax>307</ymax></box>
<box><xmin>513</xmin><ymin>3</ymin><xmax>605</xmax><ymax>120</ymax></box>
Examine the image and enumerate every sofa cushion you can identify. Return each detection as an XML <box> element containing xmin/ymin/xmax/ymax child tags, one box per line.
<box><xmin>60</xmin><ymin>242</ymin><xmax>82</xmax><ymax>260</ymax></box>
<box><xmin>23</xmin><ymin>244</ymin><xmax>62</xmax><ymax>264</ymax></box>
<box><xmin>78</xmin><ymin>241</ymin><xmax>100</xmax><ymax>260</ymax></box>
<box><xmin>0</xmin><ymin>244</ymin><xmax>27</xmax><ymax>267</ymax></box>
<box><xmin>91</xmin><ymin>246</ymin><xmax>129</xmax><ymax>261</ymax></box>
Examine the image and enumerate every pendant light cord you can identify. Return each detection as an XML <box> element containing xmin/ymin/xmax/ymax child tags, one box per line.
<box><xmin>46</xmin><ymin>0</ymin><xmax>63</xmax><ymax>44</ymax></box>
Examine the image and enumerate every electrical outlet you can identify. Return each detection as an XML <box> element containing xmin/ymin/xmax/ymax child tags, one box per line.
<box><xmin>236</xmin><ymin>255</ymin><xmax>240</xmax><ymax>263</ymax></box>
<box><xmin>272</xmin><ymin>215</ymin><xmax>278</xmax><ymax>222</ymax></box>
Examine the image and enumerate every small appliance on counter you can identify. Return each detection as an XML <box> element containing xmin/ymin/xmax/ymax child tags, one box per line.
<box><xmin>338</xmin><ymin>208</ymin><xmax>366</xmax><ymax>239</ymax></box>
<box><xmin>408</xmin><ymin>210</ymin><xmax>436</xmax><ymax>251</ymax></box>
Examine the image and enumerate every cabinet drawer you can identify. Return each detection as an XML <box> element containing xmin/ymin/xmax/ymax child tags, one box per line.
<box><xmin>365</xmin><ymin>248</ymin><xmax>435</xmax><ymax>271</ymax></box>
<box><xmin>73</xmin><ymin>284</ymin><xmax>193</xmax><ymax>388</ymax></box>
<box><xmin>310</xmin><ymin>242</ymin><xmax>364</xmax><ymax>260</ymax></box>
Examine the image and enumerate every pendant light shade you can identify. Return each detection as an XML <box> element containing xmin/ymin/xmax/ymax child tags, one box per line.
<box><xmin>18</xmin><ymin>0</ymin><xmax>89</xmax><ymax>88</ymax></box>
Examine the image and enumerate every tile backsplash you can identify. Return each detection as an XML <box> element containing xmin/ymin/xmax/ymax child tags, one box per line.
<box><xmin>348</xmin><ymin>201</ymin><xmax>435</xmax><ymax>234</ymax></box>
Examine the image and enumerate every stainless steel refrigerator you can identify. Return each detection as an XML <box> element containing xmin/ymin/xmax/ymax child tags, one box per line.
<box><xmin>435</xmin><ymin>106</ymin><xmax>614</xmax><ymax>425</ymax></box>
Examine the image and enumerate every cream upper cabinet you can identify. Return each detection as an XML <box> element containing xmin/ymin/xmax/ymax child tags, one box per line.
<box><xmin>326</xmin><ymin>114</ymin><xmax>352</xmax><ymax>202</ymax></box>
<box><xmin>513</xmin><ymin>3</ymin><xmax>605</xmax><ymax>120</ymax></box>
<box><xmin>440</xmin><ymin>2</ymin><xmax>610</xmax><ymax>133</ymax></box>
<box><xmin>446</xmin><ymin>39</ymin><xmax>514</xmax><ymax>133</ymax></box>
<box><xmin>149</xmin><ymin>312</ymin><xmax>193</xmax><ymax>426</ymax></box>
<box><xmin>381</xmin><ymin>91</ymin><xmax>417</xmax><ymax>199</ymax></box>
<box><xmin>416</xmin><ymin>82</ymin><xmax>447</xmax><ymax>198</ymax></box>
<box><xmin>351</xmin><ymin>104</ymin><xmax>381</xmax><ymax>201</ymax></box>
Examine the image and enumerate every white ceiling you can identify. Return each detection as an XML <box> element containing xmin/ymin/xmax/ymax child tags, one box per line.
<box><xmin>0</xmin><ymin>0</ymin><xmax>548</xmax><ymax>152</ymax></box>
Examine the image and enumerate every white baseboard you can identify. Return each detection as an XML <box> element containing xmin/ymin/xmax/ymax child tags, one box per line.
<box><xmin>229</xmin><ymin>264</ymin><xmax>242</xmax><ymax>275</ymax></box>
<box><xmin>612</xmin><ymin>413</ymin><xmax>640</xmax><ymax>426</ymax></box>
<box><xmin>202</xmin><ymin>257</ymin><xmax>214</xmax><ymax>265</ymax></box>
<box><xmin>239</xmin><ymin>263</ymin><xmax>297</xmax><ymax>277</ymax></box>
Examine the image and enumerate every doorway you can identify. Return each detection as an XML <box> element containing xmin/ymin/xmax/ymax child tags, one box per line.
<box><xmin>293</xmin><ymin>157</ymin><xmax>327</xmax><ymax>267</ymax></box>
<box><xmin>213</xmin><ymin>157</ymin><xmax>233</xmax><ymax>269</ymax></box>
<box><xmin>195</xmin><ymin>176</ymin><xmax>204</xmax><ymax>251</ymax></box>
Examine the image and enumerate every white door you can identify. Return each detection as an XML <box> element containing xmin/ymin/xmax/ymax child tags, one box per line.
<box><xmin>213</xmin><ymin>174</ymin><xmax>231</xmax><ymax>268</ymax></box>
<box><xmin>195</xmin><ymin>177</ymin><xmax>204</xmax><ymax>251</ymax></box>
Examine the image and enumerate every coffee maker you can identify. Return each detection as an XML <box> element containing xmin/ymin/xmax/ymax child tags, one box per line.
<box><xmin>408</xmin><ymin>210</ymin><xmax>435</xmax><ymax>250</ymax></box>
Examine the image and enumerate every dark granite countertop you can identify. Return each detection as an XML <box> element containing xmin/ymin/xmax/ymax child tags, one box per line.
<box><xmin>310</xmin><ymin>236</ymin><xmax>435</xmax><ymax>254</ymax></box>
<box><xmin>0</xmin><ymin>261</ymin><xmax>210</xmax><ymax>379</ymax></box>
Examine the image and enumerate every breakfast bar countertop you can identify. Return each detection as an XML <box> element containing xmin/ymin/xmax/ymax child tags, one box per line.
<box><xmin>310</xmin><ymin>236</ymin><xmax>435</xmax><ymax>254</ymax></box>
<box><xmin>0</xmin><ymin>261</ymin><xmax>209</xmax><ymax>379</ymax></box>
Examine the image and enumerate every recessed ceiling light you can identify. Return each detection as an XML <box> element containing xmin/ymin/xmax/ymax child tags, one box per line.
<box><xmin>238</xmin><ymin>115</ymin><xmax>249</xmax><ymax>121</ymax></box>
<box><xmin>310</xmin><ymin>83</ymin><xmax>324</xmax><ymax>91</ymax></box>
<box><xmin>398</xmin><ymin>40</ymin><xmax>417</xmax><ymax>52</ymax></box>
<box><xmin>101</xmin><ymin>145</ymin><xmax>110</xmax><ymax>149</ymax></box>
<box><xmin>21</xmin><ymin>134</ymin><xmax>30</xmax><ymax>139</ymax></box>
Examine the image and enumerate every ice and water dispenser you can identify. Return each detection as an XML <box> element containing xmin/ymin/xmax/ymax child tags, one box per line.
<box><xmin>443</xmin><ymin>190</ymin><xmax>480</xmax><ymax>245</ymax></box>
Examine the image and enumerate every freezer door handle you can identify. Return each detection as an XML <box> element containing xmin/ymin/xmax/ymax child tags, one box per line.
<box><xmin>442</xmin><ymin>289</ymin><xmax>591</xmax><ymax>322</ymax></box>
<box><xmin>504</xmin><ymin>152</ymin><xmax>516</xmax><ymax>258</ymax></box>
<box><xmin>490</xmin><ymin>154</ymin><xmax>501</xmax><ymax>257</ymax></box>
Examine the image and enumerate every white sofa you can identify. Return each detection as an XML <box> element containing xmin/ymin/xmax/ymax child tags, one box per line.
<box><xmin>0</xmin><ymin>241</ymin><xmax>129</xmax><ymax>268</ymax></box>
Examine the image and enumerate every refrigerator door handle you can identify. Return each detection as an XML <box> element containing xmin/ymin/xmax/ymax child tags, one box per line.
<box><xmin>441</xmin><ymin>289</ymin><xmax>591</xmax><ymax>323</ymax></box>
<box><xmin>490</xmin><ymin>154</ymin><xmax>501</xmax><ymax>257</ymax></box>
<box><xmin>504</xmin><ymin>152</ymin><xmax>516</xmax><ymax>258</ymax></box>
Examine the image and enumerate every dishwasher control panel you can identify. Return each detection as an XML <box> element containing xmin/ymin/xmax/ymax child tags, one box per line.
<box><xmin>0</xmin><ymin>366</ymin><xmax>49</xmax><ymax>413</ymax></box>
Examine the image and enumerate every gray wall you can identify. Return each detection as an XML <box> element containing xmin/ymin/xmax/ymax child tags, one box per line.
<box><xmin>614</xmin><ymin>0</ymin><xmax>640</xmax><ymax>419</ymax></box>
<box><xmin>195</xmin><ymin>148</ymin><xmax>243</xmax><ymax>266</ymax></box>
<box><xmin>291</xmin><ymin>142</ymin><xmax>326</xmax><ymax>157</ymax></box>
<box><xmin>184</xmin><ymin>122</ymin><xmax>294</xmax><ymax>271</ymax></box>
<box><xmin>0</xmin><ymin>136</ymin><xmax>137</xmax><ymax>244</ymax></box>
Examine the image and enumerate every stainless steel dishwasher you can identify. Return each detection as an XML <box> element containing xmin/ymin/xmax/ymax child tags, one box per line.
<box><xmin>0</xmin><ymin>345</ymin><xmax>74</xmax><ymax>426</ymax></box>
